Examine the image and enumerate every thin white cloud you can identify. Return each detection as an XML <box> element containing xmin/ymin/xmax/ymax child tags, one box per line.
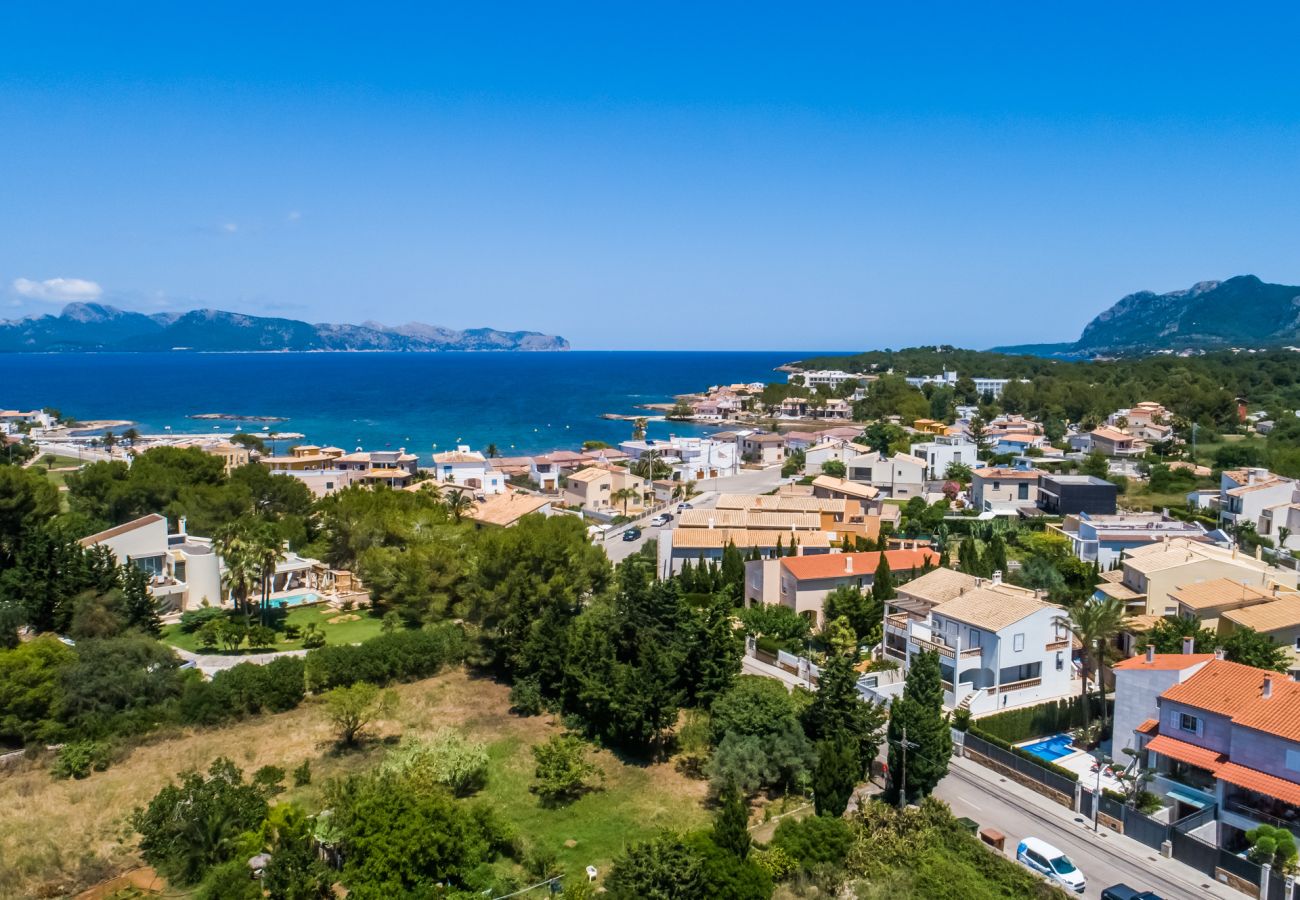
<box><xmin>221</xmin><ymin>222</ymin><xmax>239</xmax><ymax>233</ymax></box>
<box><xmin>12</xmin><ymin>277</ymin><xmax>103</xmax><ymax>303</ymax></box>
<box><xmin>286</xmin><ymin>210</ymin><xmax>302</xmax><ymax>222</ymax></box>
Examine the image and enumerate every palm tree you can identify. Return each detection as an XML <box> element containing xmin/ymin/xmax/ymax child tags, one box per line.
<box><xmin>485</xmin><ymin>442</ymin><xmax>500</xmax><ymax>459</ymax></box>
<box><xmin>214</xmin><ymin>522</ymin><xmax>259</xmax><ymax>619</ymax></box>
<box><xmin>102</xmin><ymin>430</ymin><xmax>117</xmax><ymax>454</ymax></box>
<box><xmin>612</xmin><ymin>487</ymin><xmax>637</xmax><ymax>516</ymax></box>
<box><xmin>122</xmin><ymin>427</ymin><xmax>141</xmax><ymax>447</ymax></box>
<box><xmin>251</xmin><ymin>523</ymin><xmax>286</xmax><ymax>626</ymax></box>
<box><xmin>1279</xmin><ymin>526</ymin><xmax>1292</xmax><ymax>556</ymax></box>
<box><xmin>444</xmin><ymin>491</ymin><xmax>474</xmax><ymax>523</ymax></box>
<box><xmin>1057</xmin><ymin>597</ymin><xmax>1128</xmax><ymax>739</ymax></box>
<box><xmin>682</xmin><ymin>480</ymin><xmax>699</xmax><ymax>501</ymax></box>
<box><xmin>419</xmin><ymin>481</ymin><xmax>443</xmax><ymax>503</ymax></box>
<box><xmin>631</xmin><ymin>418</ymin><xmax>648</xmax><ymax>441</ymax></box>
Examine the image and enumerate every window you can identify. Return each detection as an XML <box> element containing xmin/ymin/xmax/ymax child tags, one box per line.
<box><xmin>968</xmin><ymin>628</ymin><xmax>981</xmax><ymax>648</ymax></box>
<box><xmin>1018</xmin><ymin>483</ymin><xmax>1029</xmax><ymax>500</ymax></box>
<box><xmin>1287</xmin><ymin>750</ymin><xmax>1300</xmax><ymax>773</ymax></box>
<box><xmin>1294</xmin><ymin>636</ymin><xmax>1300</xmax><ymax>652</ymax></box>
<box><xmin>1179</xmin><ymin>713</ymin><xmax>1199</xmax><ymax>734</ymax></box>
<box><xmin>1013</xmin><ymin>633</ymin><xmax>1025</xmax><ymax>652</ymax></box>
<box><xmin>1056</xmin><ymin>652</ymin><xmax>1064</xmax><ymax>671</ymax></box>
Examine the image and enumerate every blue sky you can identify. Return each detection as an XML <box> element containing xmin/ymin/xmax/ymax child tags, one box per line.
<box><xmin>2</xmin><ymin>3</ymin><xmax>1299</xmax><ymax>350</ymax></box>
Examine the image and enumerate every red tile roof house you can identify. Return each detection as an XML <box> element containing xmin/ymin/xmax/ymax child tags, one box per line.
<box><xmin>1120</xmin><ymin>652</ymin><xmax>1300</xmax><ymax>848</ymax></box>
<box><xmin>758</xmin><ymin>548</ymin><xmax>938</xmax><ymax>628</ymax></box>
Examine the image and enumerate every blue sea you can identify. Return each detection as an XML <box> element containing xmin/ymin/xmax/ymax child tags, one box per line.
<box><xmin>2</xmin><ymin>351</ymin><xmax>813</xmax><ymax>459</ymax></box>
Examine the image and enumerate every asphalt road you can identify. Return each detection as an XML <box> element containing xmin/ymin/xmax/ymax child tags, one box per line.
<box><xmin>601</xmin><ymin>464</ymin><xmax>790</xmax><ymax>564</ymax></box>
<box><xmin>935</xmin><ymin>756</ymin><xmax>1241</xmax><ymax>900</ymax></box>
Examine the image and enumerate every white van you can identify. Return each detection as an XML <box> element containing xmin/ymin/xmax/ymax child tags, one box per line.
<box><xmin>1016</xmin><ymin>837</ymin><xmax>1085</xmax><ymax>893</ymax></box>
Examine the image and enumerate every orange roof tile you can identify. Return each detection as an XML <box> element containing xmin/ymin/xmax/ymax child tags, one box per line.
<box><xmin>1144</xmin><ymin>734</ymin><xmax>1226</xmax><ymax>772</ymax></box>
<box><xmin>1216</xmin><ymin>762</ymin><xmax>1300</xmax><ymax>807</ymax></box>
<box><xmin>1113</xmin><ymin>653</ymin><xmax>1214</xmax><ymax>671</ymax></box>
<box><xmin>780</xmin><ymin>549</ymin><xmax>938</xmax><ymax>582</ymax></box>
<box><xmin>1136</xmin><ymin>718</ymin><xmax>1159</xmax><ymax>735</ymax></box>
<box><xmin>1162</xmin><ymin>659</ymin><xmax>1300</xmax><ymax>742</ymax></box>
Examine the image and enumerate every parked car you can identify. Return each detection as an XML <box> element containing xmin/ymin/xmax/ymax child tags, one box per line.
<box><xmin>1101</xmin><ymin>886</ymin><xmax>1162</xmax><ymax>900</ymax></box>
<box><xmin>622</xmin><ymin>527</ymin><xmax>642</xmax><ymax>542</ymax></box>
<box><xmin>650</xmin><ymin>513</ymin><xmax>673</xmax><ymax>526</ymax></box>
<box><xmin>677</xmin><ymin>502</ymin><xmax>693</xmax><ymax>510</ymax></box>
<box><xmin>1016</xmin><ymin>838</ymin><xmax>1085</xmax><ymax>894</ymax></box>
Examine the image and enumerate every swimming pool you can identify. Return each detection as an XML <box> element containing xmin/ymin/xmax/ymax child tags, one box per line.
<box><xmin>273</xmin><ymin>592</ymin><xmax>322</xmax><ymax>609</ymax></box>
<box><xmin>1020</xmin><ymin>733</ymin><xmax>1077</xmax><ymax>762</ymax></box>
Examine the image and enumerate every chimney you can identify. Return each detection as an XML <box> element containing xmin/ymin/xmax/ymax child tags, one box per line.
<box><xmin>1264</xmin><ymin>674</ymin><xmax>1274</xmax><ymax>699</ymax></box>
<box><xmin>178</xmin><ymin>515</ymin><xmax>187</xmax><ymax>535</ymax></box>
<box><xmin>1182</xmin><ymin>636</ymin><xmax>1195</xmax><ymax>655</ymax></box>
<box><xmin>1215</xmin><ymin>648</ymin><xmax>1225</xmax><ymax>660</ymax></box>
<box><xmin>707</xmin><ymin>517</ymin><xmax>715</xmax><ymax>530</ymax></box>
<box><xmin>1256</xmin><ymin>545</ymin><xmax>1263</xmax><ymax>561</ymax></box>
<box><xmin>992</xmin><ymin>570</ymin><xmax>1003</xmax><ymax>585</ymax></box>
<box><xmin>845</xmin><ymin>556</ymin><xmax>854</xmax><ymax>574</ymax></box>
<box><xmin>1146</xmin><ymin>645</ymin><xmax>1156</xmax><ymax>665</ymax></box>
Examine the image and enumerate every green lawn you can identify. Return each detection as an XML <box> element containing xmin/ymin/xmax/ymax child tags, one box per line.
<box><xmin>161</xmin><ymin>604</ymin><xmax>386</xmax><ymax>654</ymax></box>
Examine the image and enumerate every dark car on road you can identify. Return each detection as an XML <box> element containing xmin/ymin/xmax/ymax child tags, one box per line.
<box><xmin>622</xmin><ymin>527</ymin><xmax>642</xmax><ymax>541</ymax></box>
<box><xmin>1101</xmin><ymin>886</ymin><xmax>1162</xmax><ymax>900</ymax></box>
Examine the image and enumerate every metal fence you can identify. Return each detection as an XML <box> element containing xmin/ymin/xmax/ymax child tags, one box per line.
<box><xmin>963</xmin><ymin>732</ymin><xmax>1078</xmax><ymax>798</ymax></box>
<box><xmin>1123</xmin><ymin>807</ymin><xmax>1170</xmax><ymax>850</ymax></box>
<box><xmin>1079</xmin><ymin>789</ymin><xmax>1093</xmax><ymax>819</ymax></box>
<box><xmin>1169</xmin><ymin>828</ymin><xmax>1218</xmax><ymax>878</ymax></box>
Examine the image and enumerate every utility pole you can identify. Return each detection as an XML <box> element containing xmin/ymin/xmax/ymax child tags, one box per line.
<box><xmin>899</xmin><ymin>725</ymin><xmax>908</xmax><ymax>811</ymax></box>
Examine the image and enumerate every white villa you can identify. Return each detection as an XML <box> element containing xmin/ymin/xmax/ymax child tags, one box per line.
<box><xmin>431</xmin><ymin>445</ymin><xmax>506</xmax><ymax>495</ymax></box>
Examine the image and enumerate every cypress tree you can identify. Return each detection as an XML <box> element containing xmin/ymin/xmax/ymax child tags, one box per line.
<box><xmin>720</xmin><ymin>541</ymin><xmax>745</xmax><ymax>594</ymax></box>
<box><xmin>885</xmin><ymin>650</ymin><xmax>951</xmax><ymax>804</ymax></box>
<box><xmin>871</xmin><ymin>554</ymin><xmax>896</xmax><ymax>604</ymax></box>
<box><xmin>813</xmin><ymin>736</ymin><xmax>858</xmax><ymax>817</ymax></box>
<box><xmin>121</xmin><ymin>563</ymin><xmax>162</xmax><ymax>636</ymax></box>
<box><xmin>987</xmin><ymin>534</ymin><xmax>1009</xmax><ymax>577</ymax></box>
<box><xmin>712</xmin><ymin>781</ymin><xmax>751</xmax><ymax>859</ymax></box>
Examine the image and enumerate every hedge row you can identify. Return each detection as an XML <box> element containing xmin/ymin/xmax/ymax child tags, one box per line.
<box><xmin>303</xmin><ymin>623</ymin><xmax>467</xmax><ymax>692</ymax></box>
<box><xmin>968</xmin><ymin>726</ymin><xmax>1079</xmax><ymax>783</ymax></box>
<box><xmin>973</xmin><ymin>695</ymin><xmax>1104</xmax><ymax>744</ymax></box>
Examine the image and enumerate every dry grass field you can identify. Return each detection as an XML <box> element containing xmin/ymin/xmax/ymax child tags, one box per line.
<box><xmin>0</xmin><ymin>668</ymin><xmax>709</xmax><ymax>899</ymax></box>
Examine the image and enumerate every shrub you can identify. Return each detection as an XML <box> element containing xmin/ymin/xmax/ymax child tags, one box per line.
<box><xmin>750</xmin><ymin>846</ymin><xmax>797</xmax><ymax>881</ymax></box>
<box><xmin>532</xmin><ymin>734</ymin><xmax>602</xmax><ymax>805</ymax></box>
<box><xmin>51</xmin><ymin>739</ymin><xmax>112</xmax><ymax>779</ymax></box>
<box><xmin>973</xmin><ymin>696</ymin><xmax>1102</xmax><ymax>744</ymax></box>
<box><xmin>246</xmin><ymin>624</ymin><xmax>277</xmax><ymax>650</ymax></box>
<box><xmin>252</xmin><ymin>764</ymin><xmax>286</xmax><ymax>796</ymax></box>
<box><xmin>292</xmin><ymin>759</ymin><xmax>312</xmax><ymax>786</ymax></box>
<box><xmin>304</xmin><ymin>624</ymin><xmax>466</xmax><ymax>692</ymax></box>
<box><xmin>771</xmin><ymin>815</ymin><xmax>854</xmax><ymax>871</ymax></box>
<box><xmin>300</xmin><ymin>623</ymin><xmax>327</xmax><ymax>649</ymax></box>
<box><xmin>179</xmin><ymin>607</ymin><xmax>227</xmax><ymax>634</ymax></box>
<box><xmin>382</xmin><ymin>729</ymin><xmax>490</xmax><ymax>797</ymax></box>
<box><xmin>509</xmin><ymin>675</ymin><xmax>545</xmax><ymax>716</ymax></box>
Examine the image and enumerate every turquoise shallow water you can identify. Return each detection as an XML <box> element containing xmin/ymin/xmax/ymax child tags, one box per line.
<box><xmin>3</xmin><ymin>350</ymin><xmax>817</xmax><ymax>460</ymax></box>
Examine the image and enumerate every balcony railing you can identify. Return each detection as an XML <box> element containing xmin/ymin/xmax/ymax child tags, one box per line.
<box><xmin>1225</xmin><ymin>797</ymin><xmax>1300</xmax><ymax>837</ymax></box>
<box><xmin>911</xmin><ymin>636</ymin><xmax>955</xmax><ymax>659</ymax></box>
<box><xmin>883</xmin><ymin>645</ymin><xmax>906</xmax><ymax>661</ymax></box>
<box><xmin>1045</xmin><ymin>640</ymin><xmax>1069</xmax><ymax>652</ymax></box>
<box><xmin>986</xmin><ymin>677</ymin><xmax>1042</xmax><ymax>694</ymax></box>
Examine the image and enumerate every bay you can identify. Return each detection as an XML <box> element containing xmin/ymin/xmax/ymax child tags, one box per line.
<box><xmin>1</xmin><ymin>351</ymin><xmax>812</xmax><ymax>459</ymax></box>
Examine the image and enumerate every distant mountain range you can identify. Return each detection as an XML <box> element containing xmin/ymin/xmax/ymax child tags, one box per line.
<box><xmin>0</xmin><ymin>304</ymin><xmax>569</xmax><ymax>353</ymax></box>
<box><xmin>994</xmin><ymin>275</ymin><xmax>1300</xmax><ymax>357</ymax></box>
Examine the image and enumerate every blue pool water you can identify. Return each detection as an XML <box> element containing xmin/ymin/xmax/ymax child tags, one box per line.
<box><xmin>274</xmin><ymin>592</ymin><xmax>322</xmax><ymax>609</ymax></box>
<box><xmin>1020</xmin><ymin>734</ymin><xmax>1076</xmax><ymax>762</ymax></box>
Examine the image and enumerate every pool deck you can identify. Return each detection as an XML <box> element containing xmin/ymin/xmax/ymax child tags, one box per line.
<box><xmin>1015</xmin><ymin>735</ymin><xmax>1124</xmax><ymax>793</ymax></box>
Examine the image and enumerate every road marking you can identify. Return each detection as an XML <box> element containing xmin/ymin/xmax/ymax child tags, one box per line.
<box><xmin>954</xmin><ymin>797</ymin><xmax>983</xmax><ymax>812</ymax></box>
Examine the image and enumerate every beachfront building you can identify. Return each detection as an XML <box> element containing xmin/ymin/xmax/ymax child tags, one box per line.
<box><xmin>876</xmin><ymin>569</ymin><xmax>1074</xmax><ymax>714</ymax></box>
<box><xmin>0</xmin><ymin>409</ymin><xmax>53</xmax><ymax>431</ymax></box>
<box><xmin>740</xmin><ymin>432</ymin><xmax>786</xmax><ymax>465</ymax></box>
<box><xmin>743</xmin><ymin>548</ymin><xmax>938</xmax><ymax>627</ymax></box>
<box><xmin>909</xmin><ymin>434</ymin><xmax>979</xmax><ymax>480</ymax></box>
<box><xmin>786</xmin><ymin>369</ymin><xmax>858</xmax><ymax>391</ymax></box>
<box><xmin>333</xmin><ymin>448</ymin><xmax>419</xmax><ymax>488</ymax></box>
<box><xmin>1050</xmin><ymin>511</ymin><xmax>1212</xmax><ymax>569</ymax></box>
<box><xmin>431</xmin><ymin>445</ymin><xmax>506</xmax><ymax>495</ymax></box>
<box><xmin>970</xmin><ymin>466</ymin><xmax>1040</xmax><ymax>514</ymax></box>
<box><xmin>619</xmin><ymin>435</ymin><xmax>738</xmax><ymax>482</ymax></box>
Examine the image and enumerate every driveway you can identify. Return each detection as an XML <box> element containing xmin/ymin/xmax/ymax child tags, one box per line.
<box><xmin>171</xmin><ymin>646</ymin><xmax>308</xmax><ymax>677</ymax></box>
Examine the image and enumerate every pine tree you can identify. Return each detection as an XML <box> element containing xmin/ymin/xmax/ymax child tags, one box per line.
<box><xmin>121</xmin><ymin>563</ymin><xmax>162</xmax><ymax>636</ymax></box>
<box><xmin>678</xmin><ymin>558</ymin><xmax>695</xmax><ymax>593</ymax></box>
<box><xmin>885</xmin><ymin>650</ymin><xmax>951</xmax><ymax>804</ymax></box>
<box><xmin>987</xmin><ymin>534</ymin><xmax>1008</xmax><ymax>577</ymax></box>
<box><xmin>804</xmin><ymin>653</ymin><xmax>886</xmax><ymax>776</ymax></box>
<box><xmin>813</xmin><ymin>736</ymin><xmax>858</xmax><ymax>817</ymax></box>
<box><xmin>871</xmin><ymin>554</ymin><xmax>896</xmax><ymax>604</ymax></box>
<box><xmin>712</xmin><ymin>781</ymin><xmax>751</xmax><ymax>859</ymax></box>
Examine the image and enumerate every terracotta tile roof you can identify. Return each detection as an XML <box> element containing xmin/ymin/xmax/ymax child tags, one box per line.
<box><xmin>715</xmin><ymin>494</ymin><xmax>846</xmax><ymax>513</ymax></box>
<box><xmin>1227</xmin><ymin>478</ymin><xmax>1293</xmax><ymax>497</ymax></box>
<box><xmin>811</xmin><ymin>475</ymin><xmax>879</xmax><ymax>500</ymax></box>
<box><xmin>1136</xmin><ymin>718</ymin><xmax>1159</xmax><ymax>735</ymax></box>
<box><xmin>672</xmin><ymin>528</ymin><xmax>833</xmax><ymax>550</ymax></box>
<box><xmin>431</xmin><ymin>450</ymin><xmax>486</xmax><ymax>464</ymax></box>
<box><xmin>1221</xmin><ymin>595</ymin><xmax>1300</xmax><ymax>633</ymax></box>
<box><xmin>1113</xmin><ymin>652</ymin><xmax>1214</xmax><ymax>671</ymax></box>
<box><xmin>1216</xmin><ymin>762</ymin><xmax>1300</xmax><ymax>807</ymax></box>
<box><xmin>1091</xmin><ymin>426</ymin><xmax>1136</xmax><ymax>443</ymax></box>
<box><xmin>1162</xmin><ymin>659</ymin><xmax>1300</xmax><ymax>742</ymax></box>
<box><xmin>468</xmin><ymin>491</ymin><xmax>551</xmax><ymax>527</ymax></box>
<box><xmin>80</xmin><ymin>513</ymin><xmax>165</xmax><ymax>547</ymax></box>
<box><xmin>931</xmin><ymin>585</ymin><xmax>1058</xmax><ymax>632</ymax></box>
<box><xmin>566</xmin><ymin>467</ymin><xmax>611</xmax><ymax>483</ymax></box>
<box><xmin>1099</xmin><ymin>569</ymin><xmax>1125</xmax><ymax>584</ymax></box>
<box><xmin>678</xmin><ymin>509</ymin><xmax>822</xmax><ymax>530</ymax></box>
<box><xmin>897</xmin><ymin>567</ymin><xmax>980</xmax><ymax>606</ymax></box>
<box><xmin>1120</xmin><ymin>614</ymin><xmax>1166</xmax><ymax>632</ymax></box>
<box><xmin>781</xmin><ymin>549</ymin><xmax>937</xmax><ymax>582</ymax></box>
<box><xmin>1144</xmin><ymin>734</ymin><xmax>1227</xmax><ymax>771</ymax></box>
<box><xmin>1097</xmin><ymin>582</ymin><xmax>1143</xmax><ymax>601</ymax></box>
<box><xmin>1171</xmin><ymin>578</ymin><xmax>1274</xmax><ymax>611</ymax></box>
